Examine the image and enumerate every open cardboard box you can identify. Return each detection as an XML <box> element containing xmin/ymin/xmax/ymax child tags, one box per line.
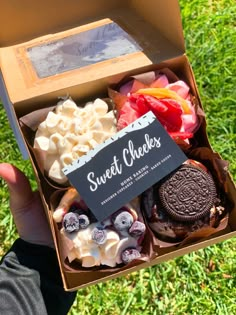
<box><xmin>0</xmin><ymin>0</ymin><xmax>235</xmax><ymax>291</ymax></box>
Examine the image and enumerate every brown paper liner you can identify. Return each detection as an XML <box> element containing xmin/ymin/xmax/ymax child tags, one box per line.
<box><xmin>142</xmin><ymin>147</ymin><xmax>232</xmax><ymax>250</ymax></box>
<box><xmin>50</xmin><ymin>189</ymin><xmax>157</xmax><ymax>273</ymax></box>
<box><xmin>152</xmin><ymin>214</ymin><xmax>229</xmax><ymax>249</ymax></box>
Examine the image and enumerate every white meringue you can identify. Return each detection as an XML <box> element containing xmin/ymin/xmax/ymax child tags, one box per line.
<box><xmin>34</xmin><ymin>97</ymin><xmax>117</xmax><ymax>184</ymax></box>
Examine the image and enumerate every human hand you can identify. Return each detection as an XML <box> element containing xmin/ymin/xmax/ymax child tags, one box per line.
<box><xmin>0</xmin><ymin>163</ymin><xmax>54</xmax><ymax>248</ymax></box>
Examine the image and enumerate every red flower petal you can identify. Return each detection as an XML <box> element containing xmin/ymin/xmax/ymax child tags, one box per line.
<box><xmin>117</xmin><ymin>101</ymin><xmax>142</xmax><ymax>130</ymax></box>
<box><xmin>118</xmin><ymin>95</ymin><xmax>184</xmax><ymax>133</ymax></box>
<box><xmin>169</xmin><ymin>132</ymin><xmax>193</xmax><ymax>140</ymax></box>
<box><xmin>141</xmin><ymin>96</ymin><xmax>183</xmax><ymax>132</ymax></box>
<box><xmin>129</xmin><ymin>94</ymin><xmax>150</xmax><ymax>115</ymax></box>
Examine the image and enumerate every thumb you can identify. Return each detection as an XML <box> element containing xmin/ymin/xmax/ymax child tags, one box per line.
<box><xmin>0</xmin><ymin>163</ymin><xmax>33</xmax><ymax>211</ymax></box>
<box><xmin>0</xmin><ymin>163</ymin><xmax>54</xmax><ymax>247</ymax></box>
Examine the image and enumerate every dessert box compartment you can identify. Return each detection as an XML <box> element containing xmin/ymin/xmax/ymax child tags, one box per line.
<box><xmin>0</xmin><ymin>0</ymin><xmax>236</xmax><ymax>291</ymax></box>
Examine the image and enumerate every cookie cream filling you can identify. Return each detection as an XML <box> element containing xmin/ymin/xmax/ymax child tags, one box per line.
<box><xmin>34</xmin><ymin>98</ymin><xmax>117</xmax><ymax>184</ymax></box>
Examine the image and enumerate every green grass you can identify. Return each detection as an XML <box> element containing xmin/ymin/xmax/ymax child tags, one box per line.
<box><xmin>0</xmin><ymin>0</ymin><xmax>236</xmax><ymax>314</ymax></box>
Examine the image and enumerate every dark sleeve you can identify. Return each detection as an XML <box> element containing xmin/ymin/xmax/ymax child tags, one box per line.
<box><xmin>0</xmin><ymin>238</ymin><xmax>77</xmax><ymax>315</ymax></box>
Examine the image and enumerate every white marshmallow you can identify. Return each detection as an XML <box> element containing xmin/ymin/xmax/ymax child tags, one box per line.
<box><xmin>60</xmin><ymin>99</ymin><xmax>78</xmax><ymax>116</ymax></box>
<box><xmin>93</xmin><ymin>98</ymin><xmax>109</xmax><ymax>116</ymax></box>
<box><xmin>45</xmin><ymin>111</ymin><xmax>60</xmax><ymax>134</ymax></box>
<box><xmin>60</xmin><ymin>153</ymin><xmax>74</xmax><ymax>167</ymax></box>
<box><xmin>34</xmin><ymin>97</ymin><xmax>117</xmax><ymax>184</ymax></box>
<box><xmin>48</xmin><ymin>133</ymin><xmax>63</xmax><ymax>154</ymax></box>
<box><xmin>34</xmin><ymin>136</ymin><xmax>49</xmax><ymax>152</ymax></box>
<box><xmin>47</xmin><ymin>157</ymin><xmax>67</xmax><ymax>184</ymax></box>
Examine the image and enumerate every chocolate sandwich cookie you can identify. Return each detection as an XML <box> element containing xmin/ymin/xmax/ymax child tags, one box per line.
<box><xmin>158</xmin><ymin>164</ymin><xmax>217</xmax><ymax>222</ymax></box>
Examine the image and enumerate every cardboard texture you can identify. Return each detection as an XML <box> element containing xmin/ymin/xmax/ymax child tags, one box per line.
<box><xmin>0</xmin><ymin>0</ymin><xmax>235</xmax><ymax>291</ymax></box>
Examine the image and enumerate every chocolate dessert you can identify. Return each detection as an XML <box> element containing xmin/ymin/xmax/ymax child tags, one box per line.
<box><xmin>141</xmin><ymin>160</ymin><xmax>226</xmax><ymax>242</ymax></box>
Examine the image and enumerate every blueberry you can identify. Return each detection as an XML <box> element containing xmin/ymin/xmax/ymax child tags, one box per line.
<box><xmin>121</xmin><ymin>248</ymin><xmax>141</xmax><ymax>264</ymax></box>
<box><xmin>91</xmin><ymin>227</ymin><xmax>107</xmax><ymax>245</ymax></box>
<box><xmin>129</xmin><ymin>221</ymin><xmax>146</xmax><ymax>237</ymax></box>
<box><xmin>112</xmin><ymin>210</ymin><xmax>134</xmax><ymax>232</ymax></box>
<box><xmin>78</xmin><ymin>214</ymin><xmax>90</xmax><ymax>229</ymax></box>
<box><xmin>63</xmin><ymin>212</ymin><xmax>80</xmax><ymax>233</ymax></box>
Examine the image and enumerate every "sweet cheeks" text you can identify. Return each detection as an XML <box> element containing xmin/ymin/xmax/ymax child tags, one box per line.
<box><xmin>87</xmin><ymin>134</ymin><xmax>161</xmax><ymax>192</ymax></box>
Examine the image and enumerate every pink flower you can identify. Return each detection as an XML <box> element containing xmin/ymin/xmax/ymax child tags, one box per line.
<box><xmin>115</xmin><ymin>71</ymin><xmax>199</xmax><ymax>141</ymax></box>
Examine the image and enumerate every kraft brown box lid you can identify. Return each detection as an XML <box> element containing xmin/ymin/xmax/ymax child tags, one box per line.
<box><xmin>0</xmin><ymin>0</ymin><xmax>185</xmax><ymax>108</ymax></box>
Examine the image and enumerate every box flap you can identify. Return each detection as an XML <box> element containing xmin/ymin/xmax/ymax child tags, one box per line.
<box><xmin>0</xmin><ymin>0</ymin><xmax>185</xmax><ymax>107</ymax></box>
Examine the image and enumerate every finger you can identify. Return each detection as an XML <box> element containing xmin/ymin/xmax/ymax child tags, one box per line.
<box><xmin>0</xmin><ymin>163</ymin><xmax>33</xmax><ymax>210</ymax></box>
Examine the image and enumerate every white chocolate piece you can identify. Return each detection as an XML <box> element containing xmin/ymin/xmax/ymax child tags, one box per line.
<box><xmin>74</xmin><ymin>134</ymin><xmax>91</xmax><ymax>145</ymax></box>
<box><xmin>34</xmin><ymin>97</ymin><xmax>117</xmax><ymax>184</ymax></box>
<box><xmin>70</xmin><ymin>119</ymin><xmax>82</xmax><ymax>134</ymax></box>
<box><xmin>53</xmin><ymin>208</ymin><xmax>66</xmax><ymax>223</ymax></box>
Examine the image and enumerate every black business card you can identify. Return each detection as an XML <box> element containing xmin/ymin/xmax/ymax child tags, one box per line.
<box><xmin>63</xmin><ymin>111</ymin><xmax>187</xmax><ymax>221</ymax></box>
